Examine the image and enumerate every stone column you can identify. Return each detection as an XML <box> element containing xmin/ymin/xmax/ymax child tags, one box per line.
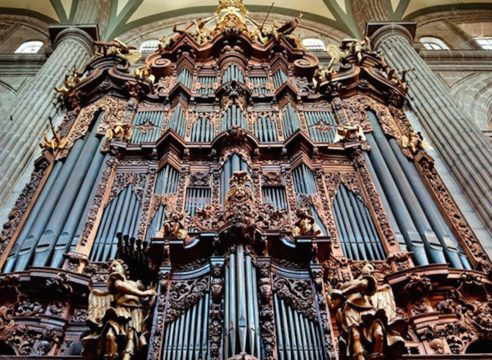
<box><xmin>369</xmin><ymin>22</ymin><xmax>492</xmax><ymax>232</ymax></box>
<box><xmin>0</xmin><ymin>27</ymin><xmax>94</xmax><ymax>207</ymax></box>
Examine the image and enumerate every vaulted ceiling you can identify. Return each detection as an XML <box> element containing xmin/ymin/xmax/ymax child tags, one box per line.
<box><xmin>1</xmin><ymin>0</ymin><xmax>491</xmax><ymax>39</ymax></box>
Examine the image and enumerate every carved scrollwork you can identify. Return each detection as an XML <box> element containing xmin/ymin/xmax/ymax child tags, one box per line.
<box><xmin>257</xmin><ymin>262</ymin><xmax>275</xmax><ymax>359</ymax></box>
<box><xmin>166</xmin><ymin>276</ymin><xmax>209</xmax><ymax>323</ymax></box>
<box><xmin>417</xmin><ymin>155</ymin><xmax>490</xmax><ymax>268</ymax></box>
<box><xmin>108</xmin><ymin>172</ymin><xmax>147</xmax><ymax>204</ymax></box>
<box><xmin>261</xmin><ymin>171</ymin><xmax>283</xmax><ymax>187</ymax></box>
<box><xmin>7</xmin><ymin>327</ymin><xmax>62</xmax><ymax>356</ymax></box>
<box><xmin>0</xmin><ymin>158</ymin><xmax>49</xmax><ymax>255</ymax></box>
<box><xmin>0</xmin><ymin>305</ymin><xmax>15</xmax><ymax>340</ymax></box>
<box><xmin>343</xmin><ymin>96</ymin><xmax>402</xmax><ymax>139</ymax></box>
<box><xmin>272</xmin><ymin>274</ymin><xmax>317</xmax><ymax>320</ymax></box>
<box><xmin>208</xmin><ymin>264</ymin><xmax>224</xmax><ymax>359</ymax></box>
<box><xmin>58</xmin><ymin>97</ymin><xmax>127</xmax><ymax>159</ymax></box>
<box><xmin>188</xmin><ymin>172</ymin><xmax>210</xmax><ymax>187</ymax></box>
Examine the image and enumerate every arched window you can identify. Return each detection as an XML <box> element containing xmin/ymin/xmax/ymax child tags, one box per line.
<box><xmin>475</xmin><ymin>37</ymin><xmax>492</xmax><ymax>50</ymax></box>
<box><xmin>139</xmin><ymin>39</ymin><xmax>160</xmax><ymax>53</ymax></box>
<box><xmin>302</xmin><ymin>38</ymin><xmax>326</xmax><ymax>52</ymax></box>
<box><xmin>420</xmin><ymin>37</ymin><xmax>449</xmax><ymax>50</ymax></box>
<box><xmin>15</xmin><ymin>40</ymin><xmax>43</xmax><ymax>54</ymax></box>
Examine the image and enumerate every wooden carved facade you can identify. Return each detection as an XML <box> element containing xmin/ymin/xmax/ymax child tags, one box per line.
<box><xmin>0</xmin><ymin>1</ymin><xmax>491</xmax><ymax>359</ymax></box>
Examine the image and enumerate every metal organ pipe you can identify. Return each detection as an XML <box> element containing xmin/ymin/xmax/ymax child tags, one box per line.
<box><xmin>338</xmin><ymin>187</ymin><xmax>369</xmax><ymax>260</ymax></box>
<box><xmin>10</xmin><ymin>137</ymin><xmax>86</xmax><ymax>272</ymax></box>
<box><xmin>225</xmin><ymin>245</ymin><xmax>260</xmax><ymax>359</ymax></box>
<box><xmin>368</xmin><ymin>111</ymin><xmax>447</xmax><ymax>265</ymax></box>
<box><xmin>50</xmin><ymin>143</ymin><xmax>107</xmax><ymax>267</ymax></box>
<box><xmin>362</xmin><ymin>152</ymin><xmax>408</xmax><ymax>252</ymax></box>
<box><xmin>365</xmin><ymin>130</ymin><xmax>430</xmax><ymax>265</ymax></box>
<box><xmin>333</xmin><ymin>185</ymin><xmax>386</xmax><ymax>261</ymax></box>
<box><xmin>274</xmin><ymin>294</ymin><xmax>325</xmax><ymax>360</ymax></box>
<box><xmin>32</xmin><ymin>125</ymin><xmax>104</xmax><ymax>267</ymax></box>
<box><xmin>3</xmin><ymin>161</ymin><xmax>63</xmax><ymax>272</ymax></box>
<box><xmin>388</xmin><ymin>138</ymin><xmax>470</xmax><ymax>269</ymax></box>
<box><xmin>90</xmin><ymin>185</ymin><xmax>142</xmax><ymax>262</ymax></box>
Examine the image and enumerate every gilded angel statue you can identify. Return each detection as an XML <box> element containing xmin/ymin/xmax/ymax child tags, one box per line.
<box><xmin>157</xmin><ymin>210</ymin><xmax>190</xmax><ymax>242</ymax></box>
<box><xmin>326</xmin><ymin>263</ymin><xmax>407</xmax><ymax>360</ymax></box>
<box><xmin>82</xmin><ymin>259</ymin><xmax>156</xmax><ymax>360</ymax></box>
<box><xmin>291</xmin><ymin>206</ymin><xmax>321</xmax><ymax>238</ymax></box>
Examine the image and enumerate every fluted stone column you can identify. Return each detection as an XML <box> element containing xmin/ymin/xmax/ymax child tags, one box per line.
<box><xmin>0</xmin><ymin>27</ymin><xmax>94</xmax><ymax>207</ymax></box>
<box><xmin>369</xmin><ymin>22</ymin><xmax>492</xmax><ymax>233</ymax></box>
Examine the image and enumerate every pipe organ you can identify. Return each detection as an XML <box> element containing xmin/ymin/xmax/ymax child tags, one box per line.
<box><xmin>0</xmin><ymin>1</ymin><xmax>490</xmax><ymax>359</ymax></box>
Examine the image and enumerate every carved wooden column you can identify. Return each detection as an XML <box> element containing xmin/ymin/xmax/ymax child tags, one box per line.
<box><xmin>0</xmin><ymin>26</ymin><xmax>95</xmax><ymax>212</ymax></box>
<box><xmin>369</xmin><ymin>22</ymin><xmax>492</xmax><ymax>234</ymax></box>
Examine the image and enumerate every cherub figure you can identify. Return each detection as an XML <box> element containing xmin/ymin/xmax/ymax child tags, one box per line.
<box><xmin>334</xmin><ymin>124</ymin><xmax>365</xmax><ymax>143</ymax></box>
<box><xmin>326</xmin><ymin>263</ymin><xmax>407</xmax><ymax>360</ymax></box>
<box><xmin>291</xmin><ymin>206</ymin><xmax>321</xmax><ymax>237</ymax></box>
<box><xmin>94</xmin><ymin>39</ymin><xmax>140</xmax><ymax>64</ymax></box>
<box><xmin>54</xmin><ymin>65</ymin><xmax>82</xmax><ymax>98</ymax></box>
<box><xmin>158</xmin><ymin>210</ymin><xmax>190</xmax><ymax>242</ymax></box>
<box><xmin>82</xmin><ymin>259</ymin><xmax>156</xmax><ymax>360</ymax></box>
<box><xmin>134</xmin><ymin>65</ymin><xmax>155</xmax><ymax>83</ymax></box>
<box><xmin>401</xmin><ymin>130</ymin><xmax>424</xmax><ymax>155</ymax></box>
<box><xmin>39</xmin><ymin>116</ymin><xmax>67</xmax><ymax>152</ymax></box>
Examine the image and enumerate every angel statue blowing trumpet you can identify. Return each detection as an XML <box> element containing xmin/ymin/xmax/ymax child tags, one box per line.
<box><xmin>82</xmin><ymin>259</ymin><xmax>156</xmax><ymax>360</ymax></box>
<box><xmin>326</xmin><ymin>263</ymin><xmax>407</xmax><ymax>360</ymax></box>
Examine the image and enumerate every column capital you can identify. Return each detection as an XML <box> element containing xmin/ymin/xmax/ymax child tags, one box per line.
<box><xmin>366</xmin><ymin>21</ymin><xmax>416</xmax><ymax>49</ymax></box>
<box><xmin>48</xmin><ymin>25</ymin><xmax>99</xmax><ymax>53</ymax></box>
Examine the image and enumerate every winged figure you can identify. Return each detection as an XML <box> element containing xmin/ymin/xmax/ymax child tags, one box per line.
<box><xmin>82</xmin><ymin>259</ymin><xmax>156</xmax><ymax>360</ymax></box>
<box><xmin>326</xmin><ymin>263</ymin><xmax>407</xmax><ymax>360</ymax></box>
<box><xmin>326</xmin><ymin>44</ymin><xmax>346</xmax><ymax>71</ymax></box>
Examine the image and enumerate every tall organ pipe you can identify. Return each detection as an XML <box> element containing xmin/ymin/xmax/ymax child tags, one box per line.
<box><xmin>274</xmin><ymin>294</ymin><xmax>324</xmax><ymax>359</ymax></box>
<box><xmin>32</xmin><ymin>127</ymin><xmax>104</xmax><ymax>267</ymax></box>
<box><xmin>365</xmin><ymin>132</ymin><xmax>430</xmax><ymax>265</ymax></box>
<box><xmin>3</xmin><ymin>162</ymin><xmax>63</xmax><ymax>272</ymax></box>
<box><xmin>50</xmin><ymin>144</ymin><xmax>107</xmax><ymax>267</ymax></box>
<box><xmin>11</xmin><ymin>138</ymin><xmax>86</xmax><ymax>271</ymax></box>
<box><xmin>224</xmin><ymin>245</ymin><xmax>260</xmax><ymax>358</ymax></box>
<box><xmin>362</xmin><ymin>153</ymin><xmax>407</xmax><ymax>252</ymax></box>
<box><xmin>339</xmin><ymin>187</ymin><xmax>370</xmax><ymax>260</ymax></box>
<box><xmin>388</xmin><ymin>138</ymin><xmax>470</xmax><ymax>269</ymax></box>
<box><xmin>368</xmin><ymin>112</ymin><xmax>447</xmax><ymax>265</ymax></box>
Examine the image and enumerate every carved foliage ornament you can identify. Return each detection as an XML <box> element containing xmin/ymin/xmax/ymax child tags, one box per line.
<box><xmin>272</xmin><ymin>274</ymin><xmax>318</xmax><ymax>320</ymax></box>
<box><xmin>418</xmin><ymin>156</ymin><xmax>490</xmax><ymax>267</ymax></box>
<box><xmin>58</xmin><ymin>97</ymin><xmax>127</xmax><ymax>159</ymax></box>
<box><xmin>208</xmin><ymin>264</ymin><xmax>224</xmax><ymax>359</ymax></box>
<box><xmin>0</xmin><ymin>158</ymin><xmax>49</xmax><ymax>255</ymax></box>
<box><xmin>166</xmin><ymin>276</ymin><xmax>209</xmax><ymax>323</ymax></box>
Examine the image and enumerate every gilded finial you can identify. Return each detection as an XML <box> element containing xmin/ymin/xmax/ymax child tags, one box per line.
<box><xmin>216</xmin><ymin>0</ymin><xmax>248</xmax><ymax>15</ymax></box>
